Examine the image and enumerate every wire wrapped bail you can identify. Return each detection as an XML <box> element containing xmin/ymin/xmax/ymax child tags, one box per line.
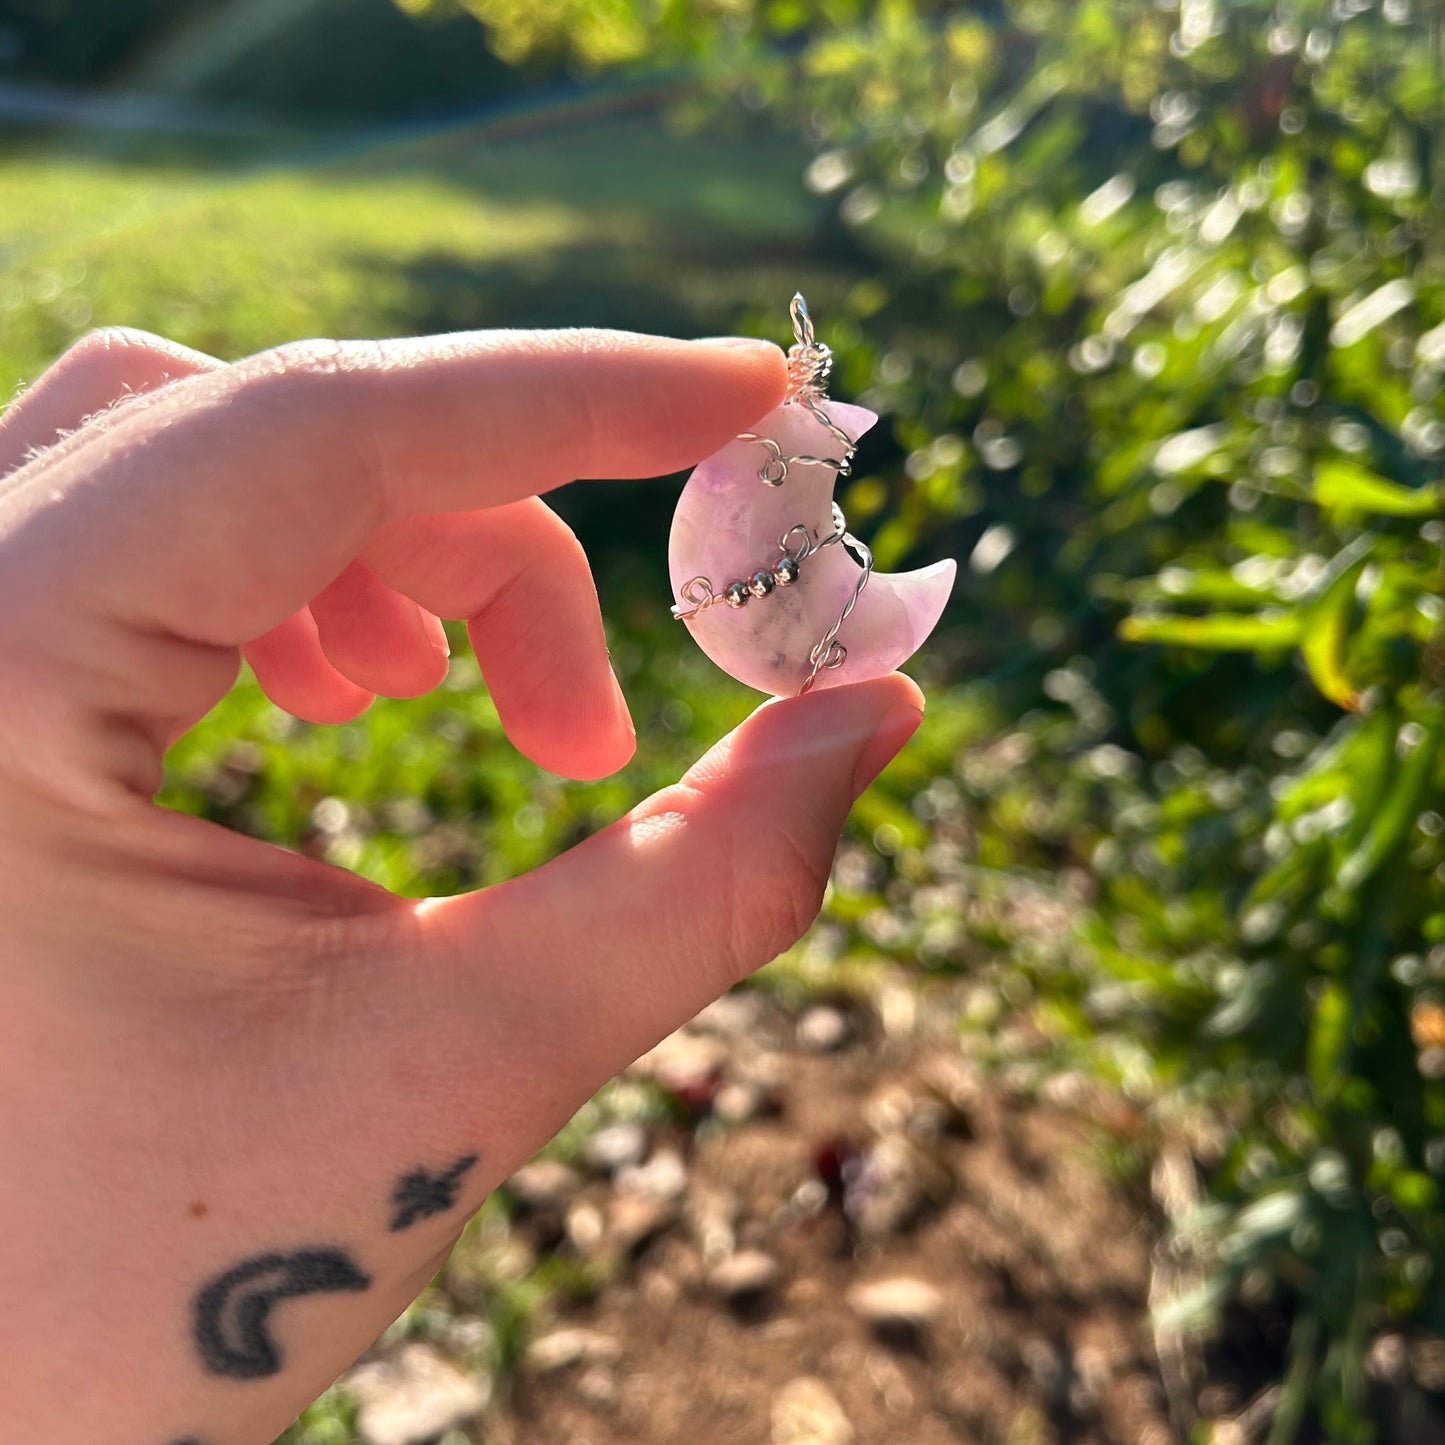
<box><xmin>786</xmin><ymin>292</ymin><xmax>834</xmax><ymax>403</ymax></box>
<box><xmin>791</xmin><ymin>292</ymin><xmax>815</xmax><ymax>346</ymax></box>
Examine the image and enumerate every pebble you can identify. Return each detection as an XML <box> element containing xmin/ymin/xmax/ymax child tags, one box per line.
<box><xmin>348</xmin><ymin>1343</ymin><xmax>489</xmax><ymax>1445</ymax></box>
<box><xmin>439</xmin><ymin>1316</ymin><xmax>494</xmax><ymax>1359</ymax></box>
<box><xmin>688</xmin><ymin>1184</ymin><xmax>740</xmax><ymax>1264</ymax></box>
<box><xmin>846</xmin><ymin>1276</ymin><xmax>944</xmax><ymax>1332</ymax></box>
<box><xmin>723</xmin><ymin>1049</ymin><xmax>786</xmax><ymax>1119</ymax></box>
<box><xmin>632</xmin><ymin>1031</ymin><xmax>726</xmax><ymax>1105</ymax></box>
<box><xmin>714</xmin><ymin>1080</ymin><xmax>765</xmax><ymax>1124</ymax></box>
<box><xmin>607</xmin><ymin>1192</ymin><xmax>679</xmax><ymax>1254</ymax></box>
<box><xmin>576</xmin><ymin>1365</ymin><xmax>619</xmax><ymax>1410</ymax></box>
<box><xmin>844</xmin><ymin>1136</ymin><xmax>949</xmax><ymax>1238</ymax></box>
<box><xmin>526</xmin><ymin>1327</ymin><xmax>621</xmax><ymax>1373</ymax></box>
<box><xmin>1021</xmin><ymin>1337</ymin><xmax>1071</xmax><ymax>1406</ymax></box>
<box><xmin>905</xmin><ymin>1097</ymin><xmax>960</xmax><ymax>1144</ymax></box>
<box><xmin>797</xmin><ymin>1005</ymin><xmax>852</xmax><ymax>1053</ymax></box>
<box><xmin>584</xmin><ymin>1122</ymin><xmax>648</xmax><ymax>1174</ymax></box>
<box><xmin>771</xmin><ymin>1376</ymin><xmax>854</xmax><ymax>1445</ymax></box>
<box><xmin>506</xmin><ymin>1159</ymin><xmax>581</xmax><ymax>1212</ymax></box>
<box><xmin>918</xmin><ymin>1051</ymin><xmax>985</xmax><ymax>1125</ymax></box>
<box><xmin>876</xmin><ymin>981</ymin><xmax>917</xmax><ymax>1037</ymax></box>
<box><xmin>706</xmin><ymin>1248</ymin><xmax>781</xmax><ymax>1303</ymax></box>
<box><xmin>693</xmin><ymin>990</ymin><xmax>763</xmax><ymax>1038</ymax></box>
<box><xmin>641</xmin><ymin>1265</ymin><xmax>682</xmax><ymax>1308</ymax></box>
<box><xmin>486</xmin><ymin>1237</ymin><xmax>535</xmax><ymax>1284</ymax></box>
<box><xmin>1072</xmin><ymin>1343</ymin><xmax>1114</xmax><ymax>1409</ymax></box>
<box><xmin>616</xmin><ymin>1147</ymin><xmax>688</xmax><ymax>1203</ymax></box>
<box><xmin>788</xmin><ymin>1179</ymin><xmax>829</xmax><ymax>1219</ymax></box>
<box><xmin>734</xmin><ymin>1047</ymin><xmax>788</xmax><ymax>1091</ymax></box>
<box><xmin>862</xmin><ymin>1081</ymin><xmax>916</xmax><ymax>1135</ymax></box>
<box><xmin>565</xmin><ymin>1200</ymin><xmax>606</xmax><ymax>1255</ymax></box>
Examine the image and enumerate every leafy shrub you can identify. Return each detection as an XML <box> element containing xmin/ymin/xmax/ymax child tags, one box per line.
<box><xmin>405</xmin><ymin>0</ymin><xmax>1445</xmax><ymax>1434</ymax></box>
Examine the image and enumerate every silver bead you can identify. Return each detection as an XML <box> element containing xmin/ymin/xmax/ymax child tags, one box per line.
<box><xmin>773</xmin><ymin>556</ymin><xmax>800</xmax><ymax>587</ymax></box>
<box><xmin>748</xmin><ymin>569</ymin><xmax>776</xmax><ymax>599</ymax></box>
<box><xmin>725</xmin><ymin>580</ymin><xmax>751</xmax><ymax>609</ymax></box>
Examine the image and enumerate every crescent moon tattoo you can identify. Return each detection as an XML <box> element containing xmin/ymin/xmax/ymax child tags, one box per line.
<box><xmin>669</xmin><ymin>399</ymin><xmax>955</xmax><ymax>697</ymax></box>
<box><xmin>192</xmin><ymin>1247</ymin><xmax>371</xmax><ymax>1380</ymax></box>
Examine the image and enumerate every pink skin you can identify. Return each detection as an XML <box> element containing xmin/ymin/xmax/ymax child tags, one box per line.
<box><xmin>670</xmin><ymin>399</ymin><xmax>956</xmax><ymax>696</ymax></box>
<box><xmin>0</xmin><ymin>325</ymin><xmax>927</xmax><ymax>1444</ymax></box>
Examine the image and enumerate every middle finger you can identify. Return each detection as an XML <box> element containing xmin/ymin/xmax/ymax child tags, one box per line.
<box><xmin>363</xmin><ymin>499</ymin><xmax>634</xmax><ymax>780</ymax></box>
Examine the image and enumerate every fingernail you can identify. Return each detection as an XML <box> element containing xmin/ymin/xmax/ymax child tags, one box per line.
<box><xmin>692</xmin><ymin>335</ymin><xmax>781</xmax><ymax>354</ymax></box>
<box><xmin>850</xmin><ymin>703</ymin><xmax>923</xmax><ymax>799</ymax></box>
<box><xmin>610</xmin><ymin>666</ymin><xmax>636</xmax><ymax>742</ymax></box>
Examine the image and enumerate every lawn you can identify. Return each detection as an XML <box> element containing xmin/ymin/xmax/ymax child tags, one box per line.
<box><xmin>0</xmin><ymin>109</ymin><xmax>822</xmax><ymax>387</ymax></box>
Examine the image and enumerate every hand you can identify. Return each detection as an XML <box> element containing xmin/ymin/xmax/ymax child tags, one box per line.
<box><xmin>0</xmin><ymin>326</ymin><xmax>924</xmax><ymax>1445</ymax></box>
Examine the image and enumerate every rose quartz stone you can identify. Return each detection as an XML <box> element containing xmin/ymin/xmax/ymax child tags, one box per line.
<box><xmin>669</xmin><ymin>400</ymin><xmax>956</xmax><ymax>697</ymax></box>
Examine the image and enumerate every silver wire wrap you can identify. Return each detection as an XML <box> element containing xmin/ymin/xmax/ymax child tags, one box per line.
<box><xmin>731</xmin><ymin>432</ymin><xmax>851</xmax><ymax>488</ymax></box>
<box><xmin>671</xmin><ymin>504</ymin><xmax>852</xmax><ymax>621</ymax></box>
<box><xmin>672</xmin><ymin>294</ymin><xmax>873</xmax><ymax>697</ymax></box>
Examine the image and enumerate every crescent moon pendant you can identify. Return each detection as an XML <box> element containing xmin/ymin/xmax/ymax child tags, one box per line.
<box><xmin>668</xmin><ymin>397</ymin><xmax>956</xmax><ymax>698</ymax></box>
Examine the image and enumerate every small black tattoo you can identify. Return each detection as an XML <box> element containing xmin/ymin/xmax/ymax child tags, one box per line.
<box><xmin>166</xmin><ymin>1438</ymin><xmax>206</xmax><ymax>1444</ymax></box>
<box><xmin>389</xmin><ymin>1153</ymin><xmax>479</xmax><ymax>1231</ymax></box>
<box><xmin>193</xmin><ymin>1247</ymin><xmax>371</xmax><ymax>1379</ymax></box>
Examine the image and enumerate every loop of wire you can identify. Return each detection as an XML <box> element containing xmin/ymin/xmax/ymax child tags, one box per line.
<box><xmin>734</xmin><ymin>433</ymin><xmax>851</xmax><ymax>488</ymax></box>
<box><xmin>785</xmin><ymin>293</ymin><xmax>859</xmax><ymax>459</ymax></box>
<box><xmin>672</xmin><ymin>294</ymin><xmax>872</xmax><ymax>697</ymax></box>
<box><xmin>671</xmin><ymin>576</ymin><xmax>718</xmax><ymax>619</ymax></box>
<box><xmin>801</xmin><ymin>531</ymin><xmax>873</xmax><ymax>695</ymax></box>
<box><xmin>670</xmin><ymin>509</ymin><xmax>839</xmax><ymax>622</ymax></box>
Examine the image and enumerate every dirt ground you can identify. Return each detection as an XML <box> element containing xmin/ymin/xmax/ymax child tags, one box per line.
<box><xmin>338</xmin><ymin>986</ymin><xmax>1445</xmax><ymax>1445</ymax></box>
<box><xmin>480</xmin><ymin>991</ymin><xmax>1177</xmax><ymax>1445</ymax></box>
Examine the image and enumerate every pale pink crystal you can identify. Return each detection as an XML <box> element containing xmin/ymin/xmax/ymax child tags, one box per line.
<box><xmin>668</xmin><ymin>400</ymin><xmax>956</xmax><ymax>697</ymax></box>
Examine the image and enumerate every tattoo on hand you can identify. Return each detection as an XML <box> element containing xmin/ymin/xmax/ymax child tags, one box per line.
<box><xmin>192</xmin><ymin>1247</ymin><xmax>371</xmax><ymax>1380</ymax></box>
<box><xmin>389</xmin><ymin>1153</ymin><xmax>479</xmax><ymax>1231</ymax></box>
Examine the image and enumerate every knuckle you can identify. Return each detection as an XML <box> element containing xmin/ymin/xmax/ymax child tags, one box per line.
<box><xmin>227</xmin><ymin>338</ymin><xmax>393</xmax><ymax>512</ymax></box>
<box><xmin>1</xmin><ymin>328</ymin><xmax>191</xmax><ymax>467</ymax></box>
<box><xmin>234</xmin><ymin>339</ymin><xmax>390</xmax><ymax>412</ymax></box>
<box><xmin>64</xmin><ymin>325</ymin><xmax>166</xmax><ymax>363</ymax></box>
<box><xmin>259</xmin><ymin>336</ymin><xmax>384</xmax><ymax>381</ymax></box>
<box><xmin>556</xmin><ymin>328</ymin><xmax>621</xmax><ymax>461</ymax></box>
<box><xmin>54</xmin><ymin>326</ymin><xmax>171</xmax><ymax>393</ymax></box>
<box><xmin>543</xmin><ymin>507</ymin><xmax>590</xmax><ymax>573</ymax></box>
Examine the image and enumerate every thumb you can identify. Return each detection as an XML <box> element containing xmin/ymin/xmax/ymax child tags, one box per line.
<box><xmin>415</xmin><ymin>673</ymin><xmax>923</xmax><ymax>1104</ymax></box>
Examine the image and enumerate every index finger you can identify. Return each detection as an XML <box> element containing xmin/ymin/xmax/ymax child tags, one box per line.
<box><xmin>0</xmin><ymin>330</ymin><xmax>786</xmax><ymax>649</ymax></box>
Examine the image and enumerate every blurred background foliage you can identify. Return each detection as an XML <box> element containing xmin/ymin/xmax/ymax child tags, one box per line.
<box><xmin>6</xmin><ymin>0</ymin><xmax>1445</xmax><ymax>1439</ymax></box>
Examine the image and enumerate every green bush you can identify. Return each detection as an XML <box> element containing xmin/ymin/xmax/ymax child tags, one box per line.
<box><xmin>406</xmin><ymin>0</ymin><xmax>1445</xmax><ymax>1435</ymax></box>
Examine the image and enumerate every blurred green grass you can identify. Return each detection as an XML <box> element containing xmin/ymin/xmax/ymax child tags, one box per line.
<box><xmin>0</xmin><ymin>151</ymin><xmax>574</xmax><ymax>372</ymax></box>
<box><xmin>0</xmin><ymin>112</ymin><xmax>825</xmax><ymax>386</ymax></box>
